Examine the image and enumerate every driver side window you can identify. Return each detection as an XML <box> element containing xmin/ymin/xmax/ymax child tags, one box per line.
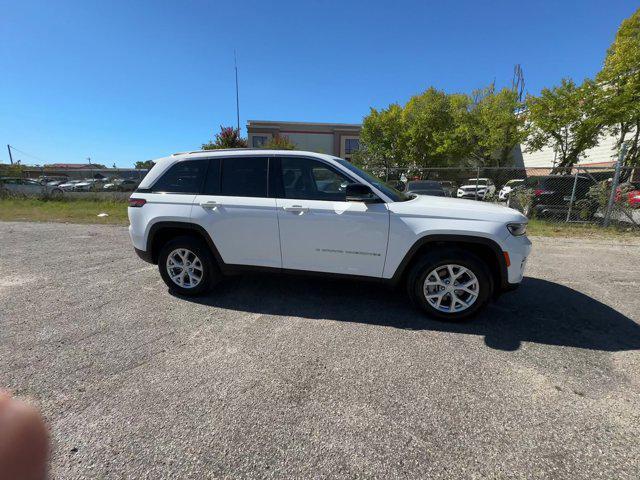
<box><xmin>280</xmin><ymin>157</ymin><xmax>350</xmax><ymax>201</ymax></box>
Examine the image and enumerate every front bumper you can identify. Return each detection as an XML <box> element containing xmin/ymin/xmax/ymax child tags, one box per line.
<box><xmin>134</xmin><ymin>247</ymin><xmax>153</xmax><ymax>264</ymax></box>
<box><xmin>502</xmin><ymin>233</ymin><xmax>532</xmax><ymax>285</ymax></box>
<box><xmin>458</xmin><ymin>194</ymin><xmax>486</xmax><ymax>200</ymax></box>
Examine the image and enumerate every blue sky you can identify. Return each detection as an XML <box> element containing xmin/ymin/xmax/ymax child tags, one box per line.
<box><xmin>1</xmin><ymin>0</ymin><xmax>636</xmax><ymax>167</ymax></box>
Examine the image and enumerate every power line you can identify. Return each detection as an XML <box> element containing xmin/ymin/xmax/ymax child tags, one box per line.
<box><xmin>7</xmin><ymin>145</ymin><xmax>48</xmax><ymax>164</ymax></box>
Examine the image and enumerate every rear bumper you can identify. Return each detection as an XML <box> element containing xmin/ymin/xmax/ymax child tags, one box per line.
<box><xmin>134</xmin><ymin>247</ymin><xmax>153</xmax><ymax>264</ymax></box>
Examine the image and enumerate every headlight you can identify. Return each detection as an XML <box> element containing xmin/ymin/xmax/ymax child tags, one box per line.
<box><xmin>507</xmin><ymin>222</ymin><xmax>527</xmax><ymax>236</ymax></box>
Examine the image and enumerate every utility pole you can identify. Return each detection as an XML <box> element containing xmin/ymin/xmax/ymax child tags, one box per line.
<box><xmin>234</xmin><ymin>50</ymin><xmax>240</xmax><ymax>132</ymax></box>
<box><xmin>7</xmin><ymin>145</ymin><xmax>13</xmax><ymax>165</ymax></box>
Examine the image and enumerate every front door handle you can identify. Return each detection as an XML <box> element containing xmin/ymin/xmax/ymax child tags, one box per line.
<box><xmin>283</xmin><ymin>205</ymin><xmax>309</xmax><ymax>213</ymax></box>
<box><xmin>200</xmin><ymin>200</ymin><xmax>218</xmax><ymax>209</ymax></box>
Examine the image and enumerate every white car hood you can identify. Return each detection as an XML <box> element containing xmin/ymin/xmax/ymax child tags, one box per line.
<box><xmin>459</xmin><ymin>184</ymin><xmax>487</xmax><ymax>189</ymax></box>
<box><xmin>390</xmin><ymin>194</ymin><xmax>527</xmax><ymax>223</ymax></box>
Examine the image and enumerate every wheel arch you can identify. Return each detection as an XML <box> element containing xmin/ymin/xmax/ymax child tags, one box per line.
<box><xmin>146</xmin><ymin>221</ymin><xmax>224</xmax><ymax>266</ymax></box>
<box><xmin>390</xmin><ymin>234</ymin><xmax>508</xmax><ymax>292</ymax></box>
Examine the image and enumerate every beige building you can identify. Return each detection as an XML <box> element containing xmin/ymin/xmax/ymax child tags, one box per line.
<box><xmin>246</xmin><ymin>120</ymin><xmax>361</xmax><ymax>160</ymax></box>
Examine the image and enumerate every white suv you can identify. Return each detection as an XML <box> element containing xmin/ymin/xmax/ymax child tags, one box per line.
<box><xmin>128</xmin><ymin>150</ymin><xmax>531</xmax><ymax>321</ymax></box>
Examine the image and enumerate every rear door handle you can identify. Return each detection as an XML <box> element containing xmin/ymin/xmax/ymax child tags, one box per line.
<box><xmin>283</xmin><ymin>205</ymin><xmax>309</xmax><ymax>213</ymax></box>
<box><xmin>200</xmin><ymin>200</ymin><xmax>218</xmax><ymax>209</ymax></box>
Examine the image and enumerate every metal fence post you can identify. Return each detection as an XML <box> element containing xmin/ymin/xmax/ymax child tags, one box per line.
<box><xmin>603</xmin><ymin>144</ymin><xmax>627</xmax><ymax>227</ymax></box>
<box><xmin>475</xmin><ymin>165</ymin><xmax>480</xmax><ymax>200</ymax></box>
<box><xmin>565</xmin><ymin>169</ymin><xmax>579</xmax><ymax>222</ymax></box>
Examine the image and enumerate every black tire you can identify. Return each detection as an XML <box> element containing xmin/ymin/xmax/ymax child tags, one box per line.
<box><xmin>406</xmin><ymin>249</ymin><xmax>493</xmax><ymax>321</ymax></box>
<box><xmin>50</xmin><ymin>188</ymin><xmax>63</xmax><ymax>199</ymax></box>
<box><xmin>157</xmin><ymin>235</ymin><xmax>221</xmax><ymax>296</ymax></box>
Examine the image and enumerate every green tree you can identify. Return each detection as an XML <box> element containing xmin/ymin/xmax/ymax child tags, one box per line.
<box><xmin>263</xmin><ymin>134</ymin><xmax>296</xmax><ymax>150</ymax></box>
<box><xmin>359</xmin><ymin>103</ymin><xmax>407</xmax><ymax>171</ymax></box>
<box><xmin>596</xmin><ymin>8</ymin><xmax>640</xmax><ymax>166</ymax></box>
<box><xmin>402</xmin><ymin>87</ymin><xmax>472</xmax><ymax>168</ymax></box>
<box><xmin>466</xmin><ymin>86</ymin><xmax>527</xmax><ymax>167</ymax></box>
<box><xmin>135</xmin><ymin>160</ymin><xmax>155</xmax><ymax>169</ymax></box>
<box><xmin>359</xmin><ymin>76</ymin><xmax>527</xmax><ymax>171</ymax></box>
<box><xmin>202</xmin><ymin>126</ymin><xmax>247</xmax><ymax>150</ymax></box>
<box><xmin>525</xmin><ymin>78</ymin><xmax>602</xmax><ymax>171</ymax></box>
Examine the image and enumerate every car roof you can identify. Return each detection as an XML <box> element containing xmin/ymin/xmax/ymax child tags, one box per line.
<box><xmin>170</xmin><ymin>148</ymin><xmax>335</xmax><ymax>161</ymax></box>
<box><xmin>407</xmin><ymin>180</ymin><xmax>440</xmax><ymax>185</ymax></box>
<box><xmin>139</xmin><ymin>149</ymin><xmax>339</xmax><ymax>190</ymax></box>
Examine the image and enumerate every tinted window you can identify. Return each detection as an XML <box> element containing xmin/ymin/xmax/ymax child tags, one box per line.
<box><xmin>334</xmin><ymin>159</ymin><xmax>409</xmax><ymax>202</ymax></box>
<box><xmin>407</xmin><ymin>181</ymin><xmax>440</xmax><ymax>189</ymax></box>
<box><xmin>280</xmin><ymin>157</ymin><xmax>350</xmax><ymax>201</ymax></box>
<box><xmin>221</xmin><ymin>157</ymin><xmax>268</xmax><ymax>197</ymax></box>
<box><xmin>203</xmin><ymin>158</ymin><xmax>221</xmax><ymax>195</ymax></box>
<box><xmin>152</xmin><ymin>160</ymin><xmax>206</xmax><ymax>193</ymax></box>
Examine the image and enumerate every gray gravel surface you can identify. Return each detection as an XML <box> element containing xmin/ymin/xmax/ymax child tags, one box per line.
<box><xmin>1</xmin><ymin>221</ymin><xmax>639</xmax><ymax>479</ymax></box>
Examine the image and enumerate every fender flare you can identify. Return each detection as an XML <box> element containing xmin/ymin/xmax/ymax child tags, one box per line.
<box><xmin>146</xmin><ymin>221</ymin><xmax>225</xmax><ymax>266</ymax></box>
<box><xmin>389</xmin><ymin>234</ymin><xmax>508</xmax><ymax>289</ymax></box>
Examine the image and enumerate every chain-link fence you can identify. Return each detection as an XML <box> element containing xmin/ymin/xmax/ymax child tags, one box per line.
<box><xmin>372</xmin><ymin>165</ymin><xmax>640</xmax><ymax>230</ymax></box>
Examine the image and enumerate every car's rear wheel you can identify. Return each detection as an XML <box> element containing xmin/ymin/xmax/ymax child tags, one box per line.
<box><xmin>158</xmin><ymin>236</ymin><xmax>221</xmax><ymax>296</ymax></box>
<box><xmin>407</xmin><ymin>249</ymin><xmax>492</xmax><ymax>321</ymax></box>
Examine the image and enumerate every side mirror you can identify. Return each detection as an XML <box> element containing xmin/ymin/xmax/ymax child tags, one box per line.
<box><xmin>346</xmin><ymin>183</ymin><xmax>381</xmax><ymax>203</ymax></box>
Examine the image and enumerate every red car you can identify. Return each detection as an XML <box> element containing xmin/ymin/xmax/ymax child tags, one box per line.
<box><xmin>615</xmin><ymin>182</ymin><xmax>640</xmax><ymax>208</ymax></box>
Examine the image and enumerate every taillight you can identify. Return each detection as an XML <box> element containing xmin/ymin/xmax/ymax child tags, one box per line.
<box><xmin>534</xmin><ymin>189</ymin><xmax>553</xmax><ymax>196</ymax></box>
<box><xmin>128</xmin><ymin>198</ymin><xmax>146</xmax><ymax>208</ymax></box>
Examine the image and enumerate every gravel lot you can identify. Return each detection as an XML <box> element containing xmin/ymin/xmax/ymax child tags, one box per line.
<box><xmin>1</xmin><ymin>221</ymin><xmax>640</xmax><ymax>479</ymax></box>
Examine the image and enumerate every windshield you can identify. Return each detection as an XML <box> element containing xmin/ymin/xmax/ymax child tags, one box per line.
<box><xmin>334</xmin><ymin>159</ymin><xmax>410</xmax><ymax>202</ymax></box>
<box><xmin>467</xmin><ymin>179</ymin><xmax>488</xmax><ymax>185</ymax></box>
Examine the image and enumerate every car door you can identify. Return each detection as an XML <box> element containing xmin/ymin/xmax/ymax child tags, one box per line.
<box><xmin>274</xmin><ymin>156</ymin><xmax>389</xmax><ymax>277</ymax></box>
<box><xmin>21</xmin><ymin>179</ymin><xmax>43</xmax><ymax>195</ymax></box>
<box><xmin>191</xmin><ymin>156</ymin><xmax>281</xmax><ymax>268</ymax></box>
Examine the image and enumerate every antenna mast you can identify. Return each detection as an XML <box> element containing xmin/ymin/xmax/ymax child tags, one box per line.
<box><xmin>234</xmin><ymin>50</ymin><xmax>240</xmax><ymax>132</ymax></box>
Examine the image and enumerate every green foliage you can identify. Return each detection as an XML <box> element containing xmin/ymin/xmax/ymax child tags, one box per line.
<box><xmin>402</xmin><ymin>88</ymin><xmax>472</xmax><ymax>168</ymax></box>
<box><xmin>0</xmin><ymin>163</ymin><xmax>24</xmax><ymax>177</ymax></box>
<box><xmin>359</xmin><ymin>85</ymin><xmax>525</xmax><ymax>169</ymax></box>
<box><xmin>135</xmin><ymin>160</ymin><xmax>155</xmax><ymax>169</ymax></box>
<box><xmin>360</xmin><ymin>103</ymin><xmax>407</xmax><ymax>169</ymax></box>
<box><xmin>525</xmin><ymin>79</ymin><xmax>602</xmax><ymax>171</ymax></box>
<box><xmin>596</xmin><ymin>8</ymin><xmax>640</xmax><ymax>166</ymax></box>
<box><xmin>467</xmin><ymin>87</ymin><xmax>527</xmax><ymax>167</ymax></box>
<box><xmin>263</xmin><ymin>134</ymin><xmax>296</xmax><ymax>150</ymax></box>
<box><xmin>202</xmin><ymin>126</ymin><xmax>247</xmax><ymax>150</ymax></box>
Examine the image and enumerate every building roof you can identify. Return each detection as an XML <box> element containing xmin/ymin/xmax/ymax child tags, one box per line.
<box><xmin>247</xmin><ymin>120</ymin><xmax>361</xmax><ymax>128</ymax></box>
<box><xmin>45</xmin><ymin>163</ymin><xmax>94</xmax><ymax>168</ymax></box>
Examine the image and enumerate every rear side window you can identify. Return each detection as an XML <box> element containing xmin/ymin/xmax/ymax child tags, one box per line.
<box><xmin>221</xmin><ymin>157</ymin><xmax>268</xmax><ymax>197</ymax></box>
<box><xmin>152</xmin><ymin>160</ymin><xmax>207</xmax><ymax>193</ymax></box>
<box><xmin>203</xmin><ymin>158</ymin><xmax>221</xmax><ymax>195</ymax></box>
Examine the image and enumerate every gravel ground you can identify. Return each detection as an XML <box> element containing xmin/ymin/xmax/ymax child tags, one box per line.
<box><xmin>1</xmin><ymin>221</ymin><xmax>639</xmax><ymax>479</ymax></box>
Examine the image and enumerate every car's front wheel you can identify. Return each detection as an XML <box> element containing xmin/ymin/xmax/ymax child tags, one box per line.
<box><xmin>158</xmin><ymin>236</ymin><xmax>221</xmax><ymax>296</ymax></box>
<box><xmin>407</xmin><ymin>249</ymin><xmax>492</xmax><ymax>321</ymax></box>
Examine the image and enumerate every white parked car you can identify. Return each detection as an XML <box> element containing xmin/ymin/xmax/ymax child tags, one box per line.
<box><xmin>499</xmin><ymin>179</ymin><xmax>525</xmax><ymax>201</ymax></box>
<box><xmin>128</xmin><ymin>150</ymin><xmax>531</xmax><ymax>321</ymax></box>
<box><xmin>457</xmin><ymin>178</ymin><xmax>496</xmax><ymax>200</ymax></box>
<box><xmin>58</xmin><ymin>180</ymin><xmax>83</xmax><ymax>191</ymax></box>
<box><xmin>73</xmin><ymin>179</ymin><xmax>96</xmax><ymax>191</ymax></box>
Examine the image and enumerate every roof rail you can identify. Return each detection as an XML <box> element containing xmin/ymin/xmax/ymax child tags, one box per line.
<box><xmin>172</xmin><ymin>148</ymin><xmax>263</xmax><ymax>156</ymax></box>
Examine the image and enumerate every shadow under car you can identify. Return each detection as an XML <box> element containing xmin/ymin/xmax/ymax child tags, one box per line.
<box><xmin>173</xmin><ymin>275</ymin><xmax>640</xmax><ymax>353</ymax></box>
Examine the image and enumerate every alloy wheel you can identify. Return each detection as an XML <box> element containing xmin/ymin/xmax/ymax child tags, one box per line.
<box><xmin>422</xmin><ymin>264</ymin><xmax>479</xmax><ymax>313</ymax></box>
<box><xmin>166</xmin><ymin>248</ymin><xmax>203</xmax><ymax>289</ymax></box>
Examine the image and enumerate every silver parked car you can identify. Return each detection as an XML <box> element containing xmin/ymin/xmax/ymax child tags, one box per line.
<box><xmin>0</xmin><ymin>177</ymin><xmax>64</xmax><ymax>198</ymax></box>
